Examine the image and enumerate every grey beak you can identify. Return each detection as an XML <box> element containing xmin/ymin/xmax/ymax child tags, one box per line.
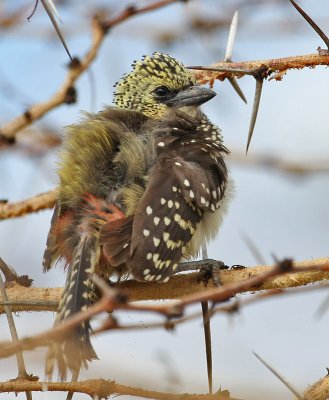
<box><xmin>164</xmin><ymin>85</ymin><xmax>216</xmax><ymax>108</ymax></box>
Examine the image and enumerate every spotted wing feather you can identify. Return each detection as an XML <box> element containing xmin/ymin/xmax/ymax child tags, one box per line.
<box><xmin>127</xmin><ymin>158</ymin><xmax>204</xmax><ymax>282</ymax></box>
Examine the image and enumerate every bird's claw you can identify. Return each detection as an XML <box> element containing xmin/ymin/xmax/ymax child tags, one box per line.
<box><xmin>197</xmin><ymin>259</ymin><xmax>228</xmax><ymax>287</ymax></box>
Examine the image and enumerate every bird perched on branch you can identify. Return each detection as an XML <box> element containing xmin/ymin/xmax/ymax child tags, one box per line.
<box><xmin>43</xmin><ymin>52</ymin><xmax>231</xmax><ymax>379</ymax></box>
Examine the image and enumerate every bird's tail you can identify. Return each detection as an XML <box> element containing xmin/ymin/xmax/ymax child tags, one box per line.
<box><xmin>45</xmin><ymin>233</ymin><xmax>99</xmax><ymax>380</ymax></box>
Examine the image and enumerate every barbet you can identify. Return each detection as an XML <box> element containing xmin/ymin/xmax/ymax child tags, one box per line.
<box><xmin>43</xmin><ymin>52</ymin><xmax>231</xmax><ymax>378</ymax></box>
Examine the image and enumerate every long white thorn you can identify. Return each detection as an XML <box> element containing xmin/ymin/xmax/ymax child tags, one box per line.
<box><xmin>224</xmin><ymin>10</ymin><xmax>239</xmax><ymax>62</ymax></box>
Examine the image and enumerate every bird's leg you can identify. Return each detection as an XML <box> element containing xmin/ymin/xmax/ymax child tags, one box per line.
<box><xmin>175</xmin><ymin>259</ymin><xmax>228</xmax><ymax>287</ymax></box>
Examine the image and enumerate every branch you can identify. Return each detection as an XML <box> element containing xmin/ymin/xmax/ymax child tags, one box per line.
<box><xmin>0</xmin><ymin>189</ymin><xmax>57</xmax><ymax>220</ymax></box>
<box><xmin>192</xmin><ymin>52</ymin><xmax>329</xmax><ymax>84</ymax></box>
<box><xmin>0</xmin><ymin>378</ymin><xmax>235</xmax><ymax>399</ymax></box>
<box><xmin>229</xmin><ymin>150</ymin><xmax>329</xmax><ymax>176</ymax></box>
<box><xmin>0</xmin><ymin>258</ymin><xmax>328</xmax><ymax>361</ymax></box>
<box><xmin>304</xmin><ymin>373</ymin><xmax>329</xmax><ymax>400</ymax></box>
<box><xmin>0</xmin><ymin>0</ymin><xmax>181</xmax><ymax>143</ymax></box>
<box><xmin>1</xmin><ymin>257</ymin><xmax>329</xmax><ymax>314</ymax></box>
<box><xmin>3</xmin><ymin>146</ymin><xmax>329</xmax><ymax>222</ymax></box>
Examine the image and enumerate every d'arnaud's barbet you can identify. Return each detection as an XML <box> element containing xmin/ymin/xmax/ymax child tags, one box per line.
<box><xmin>43</xmin><ymin>52</ymin><xmax>232</xmax><ymax>378</ymax></box>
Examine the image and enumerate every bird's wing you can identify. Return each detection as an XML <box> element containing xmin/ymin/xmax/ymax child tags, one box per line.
<box><xmin>127</xmin><ymin>152</ymin><xmax>225</xmax><ymax>282</ymax></box>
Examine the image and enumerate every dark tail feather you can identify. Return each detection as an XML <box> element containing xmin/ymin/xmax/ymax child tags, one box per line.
<box><xmin>46</xmin><ymin>234</ymin><xmax>99</xmax><ymax>380</ymax></box>
<box><xmin>43</xmin><ymin>202</ymin><xmax>61</xmax><ymax>272</ymax></box>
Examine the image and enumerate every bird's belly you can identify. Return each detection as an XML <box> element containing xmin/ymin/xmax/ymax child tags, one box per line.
<box><xmin>183</xmin><ymin>177</ymin><xmax>234</xmax><ymax>259</ymax></box>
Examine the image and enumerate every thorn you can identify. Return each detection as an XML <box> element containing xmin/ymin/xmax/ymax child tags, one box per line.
<box><xmin>252</xmin><ymin>352</ymin><xmax>304</xmax><ymax>400</ymax></box>
<box><xmin>224</xmin><ymin>11</ymin><xmax>238</xmax><ymax>62</ymax></box>
<box><xmin>290</xmin><ymin>0</ymin><xmax>329</xmax><ymax>50</ymax></box>
<box><xmin>201</xmin><ymin>302</ymin><xmax>213</xmax><ymax>394</ymax></box>
<box><xmin>223</xmin><ymin>10</ymin><xmax>247</xmax><ymax>104</ymax></box>
<box><xmin>201</xmin><ymin>244</ymin><xmax>213</xmax><ymax>394</ymax></box>
<box><xmin>40</xmin><ymin>0</ymin><xmax>72</xmax><ymax>61</ymax></box>
<box><xmin>228</xmin><ymin>77</ymin><xmax>247</xmax><ymax>103</ymax></box>
<box><xmin>314</xmin><ymin>293</ymin><xmax>329</xmax><ymax>319</ymax></box>
<box><xmin>65</xmin><ymin>368</ymin><xmax>80</xmax><ymax>400</ymax></box>
<box><xmin>240</xmin><ymin>232</ymin><xmax>267</xmax><ymax>265</ymax></box>
<box><xmin>188</xmin><ymin>65</ymin><xmax>253</xmax><ymax>75</ymax></box>
<box><xmin>246</xmin><ymin>77</ymin><xmax>263</xmax><ymax>154</ymax></box>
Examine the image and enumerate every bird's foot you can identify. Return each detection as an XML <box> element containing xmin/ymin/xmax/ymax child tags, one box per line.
<box><xmin>197</xmin><ymin>259</ymin><xmax>229</xmax><ymax>287</ymax></box>
<box><xmin>176</xmin><ymin>259</ymin><xmax>229</xmax><ymax>287</ymax></box>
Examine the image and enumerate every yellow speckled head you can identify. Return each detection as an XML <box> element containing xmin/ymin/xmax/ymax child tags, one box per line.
<box><xmin>114</xmin><ymin>52</ymin><xmax>197</xmax><ymax>118</ymax></box>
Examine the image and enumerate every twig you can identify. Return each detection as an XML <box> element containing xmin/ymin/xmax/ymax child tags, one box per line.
<box><xmin>304</xmin><ymin>373</ymin><xmax>329</xmax><ymax>400</ymax></box>
<box><xmin>0</xmin><ymin>0</ymin><xmax>182</xmax><ymax>142</ymax></box>
<box><xmin>229</xmin><ymin>150</ymin><xmax>329</xmax><ymax>176</ymax></box>
<box><xmin>0</xmin><ymin>189</ymin><xmax>57</xmax><ymax>220</ymax></box>
<box><xmin>1</xmin><ymin>258</ymin><xmax>329</xmax><ymax>359</ymax></box>
<box><xmin>1</xmin><ymin>257</ymin><xmax>329</xmax><ymax>314</ymax></box>
<box><xmin>191</xmin><ymin>53</ymin><xmax>329</xmax><ymax>85</ymax></box>
<box><xmin>0</xmin><ymin>259</ymin><xmax>33</xmax><ymax>400</ymax></box>
<box><xmin>0</xmin><ymin>378</ymin><xmax>236</xmax><ymax>399</ymax></box>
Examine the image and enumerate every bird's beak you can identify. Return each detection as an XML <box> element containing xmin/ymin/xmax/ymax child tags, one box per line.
<box><xmin>164</xmin><ymin>85</ymin><xmax>216</xmax><ymax>107</ymax></box>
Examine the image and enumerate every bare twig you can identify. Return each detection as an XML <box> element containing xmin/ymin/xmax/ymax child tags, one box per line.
<box><xmin>0</xmin><ymin>189</ymin><xmax>57</xmax><ymax>220</ymax></box>
<box><xmin>191</xmin><ymin>53</ymin><xmax>329</xmax><ymax>84</ymax></box>
<box><xmin>229</xmin><ymin>150</ymin><xmax>329</xmax><ymax>176</ymax></box>
<box><xmin>0</xmin><ymin>259</ymin><xmax>33</xmax><ymax>400</ymax></box>
<box><xmin>304</xmin><ymin>373</ymin><xmax>329</xmax><ymax>400</ymax></box>
<box><xmin>1</xmin><ymin>257</ymin><xmax>329</xmax><ymax>314</ymax></box>
<box><xmin>0</xmin><ymin>0</ymin><xmax>182</xmax><ymax>142</ymax></box>
<box><xmin>0</xmin><ymin>378</ymin><xmax>236</xmax><ymax>399</ymax></box>
<box><xmin>0</xmin><ymin>258</ymin><xmax>329</xmax><ymax>359</ymax></box>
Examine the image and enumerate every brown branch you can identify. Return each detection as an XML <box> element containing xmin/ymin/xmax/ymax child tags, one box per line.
<box><xmin>2</xmin><ymin>146</ymin><xmax>329</xmax><ymax>222</ymax></box>
<box><xmin>0</xmin><ymin>189</ymin><xmax>57</xmax><ymax>220</ymax></box>
<box><xmin>229</xmin><ymin>150</ymin><xmax>329</xmax><ymax>176</ymax></box>
<box><xmin>1</xmin><ymin>257</ymin><xmax>329</xmax><ymax>314</ymax></box>
<box><xmin>0</xmin><ymin>378</ymin><xmax>235</xmax><ymax>399</ymax></box>
<box><xmin>0</xmin><ymin>257</ymin><xmax>328</xmax><ymax>360</ymax></box>
<box><xmin>304</xmin><ymin>374</ymin><xmax>329</xmax><ymax>400</ymax></box>
<box><xmin>193</xmin><ymin>53</ymin><xmax>329</xmax><ymax>85</ymax></box>
<box><xmin>0</xmin><ymin>16</ymin><xmax>103</xmax><ymax>142</ymax></box>
<box><xmin>0</xmin><ymin>0</ymin><xmax>181</xmax><ymax>142</ymax></box>
<box><xmin>0</xmin><ymin>259</ymin><xmax>329</xmax><ymax>357</ymax></box>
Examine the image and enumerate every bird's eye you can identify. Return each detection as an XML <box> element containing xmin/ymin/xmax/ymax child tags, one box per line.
<box><xmin>154</xmin><ymin>86</ymin><xmax>170</xmax><ymax>97</ymax></box>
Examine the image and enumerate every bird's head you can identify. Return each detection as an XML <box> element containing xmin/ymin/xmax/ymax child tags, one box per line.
<box><xmin>114</xmin><ymin>52</ymin><xmax>216</xmax><ymax>119</ymax></box>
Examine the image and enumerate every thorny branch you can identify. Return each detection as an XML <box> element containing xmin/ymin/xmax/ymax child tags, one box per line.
<box><xmin>0</xmin><ymin>378</ymin><xmax>235</xmax><ymax>399</ymax></box>
<box><xmin>1</xmin><ymin>1</ymin><xmax>329</xmax><ymax>147</ymax></box>
<box><xmin>1</xmin><ymin>257</ymin><xmax>329</xmax><ymax>314</ymax></box>
<box><xmin>0</xmin><ymin>258</ymin><xmax>328</xmax><ymax>359</ymax></box>
<box><xmin>0</xmin><ymin>0</ymin><xmax>181</xmax><ymax>144</ymax></box>
<box><xmin>191</xmin><ymin>52</ymin><xmax>329</xmax><ymax>84</ymax></box>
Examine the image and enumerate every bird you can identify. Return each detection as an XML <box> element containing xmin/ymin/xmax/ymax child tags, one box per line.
<box><xmin>43</xmin><ymin>52</ymin><xmax>232</xmax><ymax>379</ymax></box>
